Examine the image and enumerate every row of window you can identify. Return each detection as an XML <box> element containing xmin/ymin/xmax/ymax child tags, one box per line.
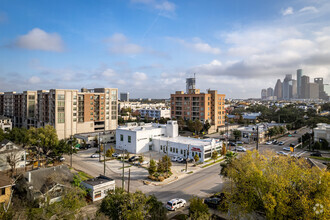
<box><xmin>120</xmin><ymin>134</ymin><xmax>131</xmax><ymax>143</ymax></box>
<box><xmin>160</xmin><ymin>145</ymin><xmax>202</xmax><ymax>158</ymax></box>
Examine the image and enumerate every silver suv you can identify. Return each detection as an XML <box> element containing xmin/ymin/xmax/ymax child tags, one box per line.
<box><xmin>166</xmin><ymin>198</ymin><xmax>186</xmax><ymax>211</ymax></box>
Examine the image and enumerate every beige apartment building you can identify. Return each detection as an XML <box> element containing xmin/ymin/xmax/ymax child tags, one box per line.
<box><xmin>0</xmin><ymin>88</ymin><xmax>118</xmax><ymax>139</ymax></box>
<box><xmin>170</xmin><ymin>78</ymin><xmax>226</xmax><ymax>132</ymax></box>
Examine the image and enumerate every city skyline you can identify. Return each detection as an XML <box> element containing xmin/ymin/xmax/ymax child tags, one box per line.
<box><xmin>1</xmin><ymin>0</ymin><xmax>330</xmax><ymax>99</ymax></box>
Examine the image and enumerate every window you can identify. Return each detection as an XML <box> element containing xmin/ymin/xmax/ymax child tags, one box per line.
<box><xmin>181</xmin><ymin>149</ymin><xmax>183</xmax><ymax>154</ymax></box>
<box><xmin>90</xmin><ymin>102</ymin><xmax>93</xmax><ymax>105</ymax></box>
<box><xmin>91</xmin><ymin>118</ymin><xmax>93</xmax><ymax>120</ymax></box>
<box><xmin>73</xmin><ymin>118</ymin><xmax>77</xmax><ymax>122</ymax></box>
<box><xmin>95</xmin><ymin>191</ymin><xmax>101</xmax><ymax>198</ymax></box>
<box><xmin>199</xmin><ymin>153</ymin><xmax>201</xmax><ymax>158</ymax></box>
<box><xmin>120</xmin><ymin>134</ymin><xmax>123</xmax><ymax>141</ymax></box>
<box><xmin>90</xmin><ymin>96</ymin><xmax>93</xmax><ymax>99</ymax></box>
<box><xmin>160</xmin><ymin>145</ymin><xmax>163</xmax><ymax>150</ymax></box>
<box><xmin>57</xmin><ymin>94</ymin><xmax>65</xmax><ymax>100</ymax></box>
<box><xmin>176</xmin><ymin>148</ymin><xmax>178</xmax><ymax>153</ymax></box>
<box><xmin>128</xmin><ymin>136</ymin><xmax>131</xmax><ymax>143</ymax></box>
<box><xmin>0</xmin><ymin>188</ymin><xmax>5</xmax><ymax>195</ymax></box>
<box><xmin>21</xmin><ymin>155</ymin><xmax>24</xmax><ymax>161</ymax></box>
<box><xmin>73</xmin><ymin>95</ymin><xmax>77</xmax><ymax>100</ymax></box>
<box><xmin>170</xmin><ymin>147</ymin><xmax>172</xmax><ymax>152</ymax></box>
<box><xmin>90</xmin><ymin>112</ymin><xmax>93</xmax><ymax>115</ymax></box>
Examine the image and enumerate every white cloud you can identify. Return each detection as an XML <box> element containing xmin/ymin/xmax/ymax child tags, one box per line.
<box><xmin>106</xmin><ymin>33</ymin><xmax>144</xmax><ymax>54</ymax></box>
<box><xmin>133</xmin><ymin>72</ymin><xmax>148</xmax><ymax>80</ymax></box>
<box><xmin>299</xmin><ymin>6</ymin><xmax>318</xmax><ymax>13</ymax></box>
<box><xmin>101</xmin><ymin>69</ymin><xmax>117</xmax><ymax>77</ymax></box>
<box><xmin>131</xmin><ymin>0</ymin><xmax>176</xmax><ymax>12</ymax></box>
<box><xmin>169</xmin><ymin>37</ymin><xmax>221</xmax><ymax>54</ymax></box>
<box><xmin>28</xmin><ymin>76</ymin><xmax>41</xmax><ymax>84</ymax></box>
<box><xmin>15</xmin><ymin>28</ymin><xmax>64</xmax><ymax>52</ymax></box>
<box><xmin>282</xmin><ymin>7</ymin><xmax>294</xmax><ymax>16</ymax></box>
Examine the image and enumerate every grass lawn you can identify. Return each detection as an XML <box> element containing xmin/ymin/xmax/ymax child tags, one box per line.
<box><xmin>202</xmin><ymin>158</ymin><xmax>225</xmax><ymax>168</ymax></box>
<box><xmin>77</xmin><ymin>171</ymin><xmax>93</xmax><ymax>181</ymax></box>
<box><xmin>310</xmin><ymin>156</ymin><xmax>330</xmax><ymax>162</ymax></box>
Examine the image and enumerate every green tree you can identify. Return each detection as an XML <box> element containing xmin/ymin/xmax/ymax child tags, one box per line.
<box><xmin>157</xmin><ymin>155</ymin><xmax>172</xmax><ymax>173</ymax></box>
<box><xmin>189</xmin><ymin>196</ymin><xmax>210</xmax><ymax>220</ymax></box>
<box><xmin>220</xmin><ymin>151</ymin><xmax>238</xmax><ymax>177</ymax></box>
<box><xmin>232</xmin><ymin>130</ymin><xmax>241</xmax><ymax>141</ymax></box>
<box><xmin>224</xmin><ymin>150</ymin><xmax>330</xmax><ymax>219</ymax></box>
<box><xmin>221</xmin><ymin>143</ymin><xmax>227</xmax><ymax>156</ymax></box>
<box><xmin>0</xmin><ymin>128</ymin><xmax>5</xmax><ymax>142</ymax></box>
<box><xmin>211</xmin><ymin>150</ymin><xmax>218</xmax><ymax>162</ymax></box>
<box><xmin>194</xmin><ymin>154</ymin><xmax>199</xmax><ymax>163</ymax></box>
<box><xmin>106</xmin><ymin>146</ymin><xmax>115</xmax><ymax>157</ymax></box>
<box><xmin>99</xmin><ymin>189</ymin><xmax>167</xmax><ymax>220</ymax></box>
<box><xmin>177</xmin><ymin>117</ymin><xmax>185</xmax><ymax>131</ymax></box>
<box><xmin>187</xmin><ymin>119</ymin><xmax>203</xmax><ymax>134</ymax></box>
<box><xmin>138</xmin><ymin>156</ymin><xmax>144</xmax><ymax>163</ymax></box>
<box><xmin>314</xmin><ymin>141</ymin><xmax>321</xmax><ymax>150</ymax></box>
<box><xmin>148</xmin><ymin>159</ymin><xmax>157</xmax><ymax>176</ymax></box>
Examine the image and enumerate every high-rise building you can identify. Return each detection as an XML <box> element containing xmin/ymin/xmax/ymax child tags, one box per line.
<box><xmin>266</xmin><ymin>88</ymin><xmax>274</xmax><ymax>97</ymax></box>
<box><xmin>261</xmin><ymin>89</ymin><xmax>267</xmax><ymax>100</ymax></box>
<box><xmin>297</xmin><ymin>69</ymin><xmax>302</xmax><ymax>98</ymax></box>
<box><xmin>323</xmin><ymin>84</ymin><xmax>330</xmax><ymax>101</ymax></box>
<box><xmin>314</xmin><ymin>78</ymin><xmax>326</xmax><ymax>100</ymax></box>
<box><xmin>301</xmin><ymin>75</ymin><xmax>310</xmax><ymax>99</ymax></box>
<box><xmin>120</xmin><ymin>92</ymin><xmax>129</xmax><ymax>102</ymax></box>
<box><xmin>0</xmin><ymin>88</ymin><xmax>118</xmax><ymax>139</ymax></box>
<box><xmin>291</xmin><ymin>79</ymin><xmax>297</xmax><ymax>99</ymax></box>
<box><xmin>309</xmin><ymin>83</ymin><xmax>319</xmax><ymax>99</ymax></box>
<box><xmin>171</xmin><ymin>78</ymin><xmax>225</xmax><ymax>131</ymax></box>
<box><xmin>274</xmin><ymin>79</ymin><xmax>282</xmax><ymax>100</ymax></box>
<box><xmin>282</xmin><ymin>74</ymin><xmax>292</xmax><ymax>100</ymax></box>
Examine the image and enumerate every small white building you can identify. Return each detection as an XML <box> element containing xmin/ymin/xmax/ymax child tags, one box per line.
<box><xmin>313</xmin><ymin>123</ymin><xmax>330</xmax><ymax>143</ymax></box>
<box><xmin>81</xmin><ymin>175</ymin><xmax>115</xmax><ymax>202</ymax></box>
<box><xmin>0</xmin><ymin>116</ymin><xmax>12</xmax><ymax>132</ymax></box>
<box><xmin>138</xmin><ymin>108</ymin><xmax>171</xmax><ymax>119</ymax></box>
<box><xmin>0</xmin><ymin>140</ymin><xmax>26</xmax><ymax>172</ymax></box>
<box><xmin>116</xmin><ymin>121</ymin><xmax>221</xmax><ymax>162</ymax></box>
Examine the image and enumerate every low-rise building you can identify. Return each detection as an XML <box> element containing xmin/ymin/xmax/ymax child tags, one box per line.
<box><xmin>0</xmin><ymin>116</ymin><xmax>12</xmax><ymax>132</ymax></box>
<box><xmin>116</xmin><ymin>121</ymin><xmax>222</xmax><ymax>162</ymax></box>
<box><xmin>0</xmin><ymin>174</ymin><xmax>14</xmax><ymax>207</ymax></box>
<box><xmin>0</xmin><ymin>140</ymin><xmax>26</xmax><ymax>172</ymax></box>
<box><xmin>313</xmin><ymin>123</ymin><xmax>330</xmax><ymax>143</ymax></box>
<box><xmin>81</xmin><ymin>175</ymin><xmax>115</xmax><ymax>202</ymax></box>
<box><xmin>138</xmin><ymin>108</ymin><xmax>170</xmax><ymax>119</ymax></box>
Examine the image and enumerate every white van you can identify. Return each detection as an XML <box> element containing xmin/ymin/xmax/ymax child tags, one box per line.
<box><xmin>166</xmin><ymin>198</ymin><xmax>186</xmax><ymax>211</ymax></box>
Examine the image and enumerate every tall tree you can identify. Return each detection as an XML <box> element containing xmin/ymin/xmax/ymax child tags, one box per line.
<box><xmin>189</xmin><ymin>196</ymin><xmax>210</xmax><ymax>220</ymax></box>
<box><xmin>232</xmin><ymin>130</ymin><xmax>241</xmax><ymax>141</ymax></box>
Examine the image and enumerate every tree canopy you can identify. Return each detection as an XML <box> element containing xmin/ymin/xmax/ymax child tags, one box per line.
<box><xmin>223</xmin><ymin>150</ymin><xmax>330</xmax><ymax>219</ymax></box>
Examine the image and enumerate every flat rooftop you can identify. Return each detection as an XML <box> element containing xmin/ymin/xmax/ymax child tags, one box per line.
<box><xmin>154</xmin><ymin>136</ymin><xmax>216</xmax><ymax>146</ymax></box>
<box><xmin>83</xmin><ymin>175</ymin><xmax>114</xmax><ymax>186</ymax></box>
<box><xmin>118</xmin><ymin>123</ymin><xmax>166</xmax><ymax>132</ymax></box>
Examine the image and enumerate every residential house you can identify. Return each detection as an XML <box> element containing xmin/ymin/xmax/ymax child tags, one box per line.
<box><xmin>0</xmin><ymin>140</ymin><xmax>26</xmax><ymax>172</ymax></box>
<box><xmin>0</xmin><ymin>116</ymin><xmax>12</xmax><ymax>132</ymax></box>
<box><xmin>16</xmin><ymin>165</ymin><xmax>73</xmax><ymax>206</ymax></box>
<box><xmin>81</xmin><ymin>175</ymin><xmax>115</xmax><ymax>202</ymax></box>
<box><xmin>0</xmin><ymin>174</ymin><xmax>14</xmax><ymax>207</ymax></box>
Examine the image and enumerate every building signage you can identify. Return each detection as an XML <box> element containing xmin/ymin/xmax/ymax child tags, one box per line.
<box><xmin>191</xmin><ymin>147</ymin><xmax>201</xmax><ymax>152</ymax></box>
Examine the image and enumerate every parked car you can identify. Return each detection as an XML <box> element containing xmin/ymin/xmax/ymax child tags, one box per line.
<box><xmin>90</xmin><ymin>153</ymin><xmax>100</xmax><ymax>158</ymax></box>
<box><xmin>138</xmin><ymin>160</ymin><xmax>149</xmax><ymax>166</ymax></box>
<box><xmin>176</xmin><ymin>157</ymin><xmax>184</xmax><ymax>163</ymax></box>
<box><xmin>129</xmin><ymin>156</ymin><xmax>141</xmax><ymax>162</ymax></box>
<box><xmin>278</xmin><ymin>141</ymin><xmax>285</xmax><ymax>146</ymax></box>
<box><xmin>310</xmin><ymin>151</ymin><xmax>322</xmax><ymax>157</ymax></box>
<box><xmin>59</xmin><ymin>156</ymin><xmax>65</xmax><ymax>161</ymax></box>
<box><xmin>112</xmin><ymin>153</ymin><xmax>119</xmax><ymax>158</ymax></box>
<box><xmin>172</xmin><ymin>156</ymin><xmax>179</xmax><ymax>162</ymax></box>
<box><xmin>236</xmin><ymin>141</ymin><xmax>243</xmax><ymax>145</ymax></box>
<box><xmin>183</xmin><ymin>158</ymin><xmax>194</xmax><ymax>163</ymax></box>
<box><xmin>204</xmin><ymin>197</ymin><xmax>221</xmax><ymax>208</ymax></box>
<box><xmin>283</xmin><ymin>147</ymin><xmax>291</xmax><ymax>151</ymax></box>
<box><xmin>272</xmin><ymin>140</ymin><xmax>278</xmax><ymax>145</ymax></box>
<box><xmin>276</xmin><ymin>151</ymin><xmax>288</xmax><ymax>156</ymax></box>
<box><xmin>235</xmin><ymin>146</ymin><xmax>246</xmax><ymax>152</ymax></box>
<box><xmin>166</xmin><ymin>198</ymin><xmax>186</xmax><ymax>211</ymax></box>
<box><xmin>266</xmin><ymin>141</ymin><xmax>272</xmax><ymax>145</ymax></box>
<box><xmin>228</xmin><ymin>142</ymin><xmax>236</xmax><ymax>147</ymax></box>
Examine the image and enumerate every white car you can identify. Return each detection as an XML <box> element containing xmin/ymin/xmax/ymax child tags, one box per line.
<box><xmin>176</xmin><ymin>157</ymin><xmax>184</xmax><ymax>163</ymax></box>
<box><xmin>276</xmin><ymin>151</ymin><xmax>288</xmax><ymax>156</ymax></box>
<box><xmin>171</xmin><ymin>156</ymin><xmax>179</xmax><ymax>162</ymax></box>
<box><xmin>90</xmin><ymin>153</ymin><xmax>100</xmax><ymax>158</ymax></box>
<box><xmin>266</xmin><ymin>141</ymin><xmax>272</xmax><ymax>145</ymax></box>
<box><xmin>166</xmin><ymin>198</ymin><xmax>186</xmax><ymax>211</ymax></box>
<box><xmin>283</xmin><ymin>147</ymin><xmax>291</xmax><ymax>151</ymax></box>
<box><xmin>138</xmin><ymin>160</ymin><xmax>149</xmax><ymax>166</ymax></box>
<box><xmin>235</xmin><ymin>146</ymin><xmax>246</xmax><ymax>152</ymax></box>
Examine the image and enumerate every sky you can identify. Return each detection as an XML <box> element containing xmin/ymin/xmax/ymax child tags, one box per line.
<box><xmin>1</xmin><ymin>0</ymin><xmax>330</xmax><ymax>99</ymax></box>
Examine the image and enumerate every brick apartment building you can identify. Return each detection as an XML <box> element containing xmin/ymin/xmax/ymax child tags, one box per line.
<box><xmin>170</xmin><ymin>78</ymin><xmax>226</xmax><ymax>132</ymax></box>
<box><xmin>0</xmin><ymin>88</ymin><xmax>118</xmax><ymax>139</ymax></box>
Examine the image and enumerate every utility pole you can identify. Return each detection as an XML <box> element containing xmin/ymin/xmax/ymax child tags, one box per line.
<box><xmin>226</xmin><ymin>118</ymin><xmax>229</xmax><ymax>151</ymax></box>
<box><xmin>186</xmin><ymin>145</ymin><xmax>189</xmax><ymax>172</ymax></box>
<box><xmin>98</xmin><ymin>133</ymin><xmax>101</xmax><ymax>162</ymax></box>
<box><xmin>256</xmin><ymin>125</ymin><xmax>259</xmax><ymax>150</ymax></box>
<box><xmin>128</xmin><ymin>168</ymin><xmax>131</xmax><ymax>193</ymax></box>
<box><xmin>103</xmin><ymin>142</ymin><xmax>106</xmax><ymax>175</ymax></box>
<box><xmin>166</xmin><ymin>141</ymin><xmax>169</xmax><ymax>176</ymax></box>
<box><xmin>122</xmin><ymin>149</ymin><xmax>125</xmax><ymax>189</ymax></box>
<box><xmin>70</xmin><ymin>137</ymin><xmax>73</xmax><ymax>168</ymax></box>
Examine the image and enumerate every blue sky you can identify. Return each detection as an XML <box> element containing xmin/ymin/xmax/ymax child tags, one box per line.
<box><xmin>1</xmin><ymin>0</ymin><xmax>330</xmax><ymax>98</ymax></box>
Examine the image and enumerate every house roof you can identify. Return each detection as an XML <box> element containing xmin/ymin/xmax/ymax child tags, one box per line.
<box><xmin>83</xmin><ymin>175</ymin><xmax>114</xmax><ymax>186</ymax></box>
<box><xmin>0</xmin><ymin>139</ymin><xmax>11</xmax><ymax>147</ymax></box>
<box><xmin>24</xmin><ymin>165</ymin><xmax>73</xmax><ymax>192</ymax></box>
<box><xmin>0</xmin><ymin>115</ymin><xmax>11</xmax><ymax>120</ymax></box>
<box><xmin>0</xmin><ymin>174</ymin><xmax>14</xmax><ymax>188</ymax></box>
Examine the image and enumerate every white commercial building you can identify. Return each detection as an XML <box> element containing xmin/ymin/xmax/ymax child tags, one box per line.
<box><xmin>0</xmin><ymin>116</ymin><xmax>12</xmax><ymax>132</ymax></box>
<box><xmin>81</xmin><ymin>175</ymin><xmax>115</xmax><ymax>202</ymax></box>
<box><xmin>313</xmin><ymin>123</ymin><xmax>330</xmax><ymax>143</ymax></box>
<box><xmin>138</xmin><ymin>108</ymin><xmax>170</xmax><ymax>119</ymax></box>
<box><xmin>118</xmin><ymin>101</ymin><xmax>167</xmax><ymax>112</ymax></box>
<box><xmin>116</xmin><ymin>121</ymin><xmax>222</xmax><ymax>162</ymax></box>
